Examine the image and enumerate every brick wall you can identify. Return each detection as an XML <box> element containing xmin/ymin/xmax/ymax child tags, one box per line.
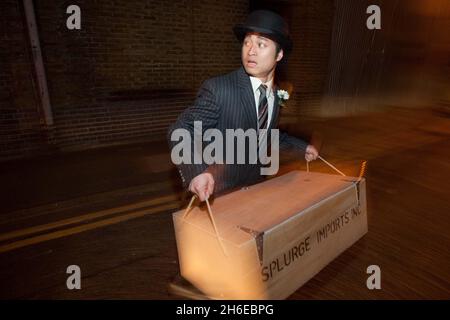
<box><xmin>0</xmin><ymin>0</ymin><xmax>334</xmax><ymax>161</ymax></box>
<box><xmin>0</xmin><ymin>0</ymin><xmax>248</xmax><ymax>160</ymax></box>
<box><xmin>52</xmin><ymin>90</ymin><xmax>195</xmax><ymax>150</ymax></box>
<box><xmin>34</xmin><ymin>0</ymin><xmax>248</xmax><ymax>107</ymax></box>
<box><xmin>35</xmin><ymin>0</ymin><xmax>248</xmax><ymax>152</ymax></box>
<box><xmin>0</xmin><ymin>0</ymin><xmax>50</xmax><ymax>160</ymax></box>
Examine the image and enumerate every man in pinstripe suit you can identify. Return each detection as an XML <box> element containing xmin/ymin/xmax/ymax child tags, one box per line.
<box><xmin>168</xmin><ymin>10</ymin><xmax>319</xmax><ymax>202</ymax></box>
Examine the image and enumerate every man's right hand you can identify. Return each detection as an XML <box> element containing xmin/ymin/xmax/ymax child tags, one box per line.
<box><xmin>189</xmin><ymin>173</ymin><xmax>215</xmax><ymax>202</ymax></box>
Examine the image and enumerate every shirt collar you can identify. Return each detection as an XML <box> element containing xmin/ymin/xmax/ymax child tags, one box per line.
<box><xmin>249</xmin><ymin>76</ymin><xmax>274</xmax><ymax>97</ymax></box>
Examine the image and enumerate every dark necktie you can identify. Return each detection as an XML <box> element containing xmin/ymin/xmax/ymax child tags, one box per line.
<box><xmin>258</xmin><ymin>84</ymin><xmax>268</xmax><ymax>131</ymax></box>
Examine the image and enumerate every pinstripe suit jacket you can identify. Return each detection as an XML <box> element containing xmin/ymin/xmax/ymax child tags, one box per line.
<box><xmin>168</xmin><ymin>67</ymin><xmax>308</xmax><ymax>194</ymax></box>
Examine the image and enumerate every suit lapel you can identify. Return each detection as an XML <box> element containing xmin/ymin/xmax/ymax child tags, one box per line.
<box><xmin>269</xmin><ymin>84</ymin><xmax>280</xmax><ymax>129</ymax></box>
<box><xmin>237</xmin><ymin>67</ymin><xmax>258</xmax><ymax>129</ymax></box>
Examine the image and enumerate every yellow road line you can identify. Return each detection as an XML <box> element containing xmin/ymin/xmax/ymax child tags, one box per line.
<box><xmin>0</xmin><ymin>181</ymin><xmax>174</xmax><ymax>225</ymax></box>
<box><xmin>0</xmin><ymin>202</ymin><xmax>180</xmax><ymax>254</ymax></box>
<box><xmin>0</xmin><ymin>194</ymin><xmax>178</xmax><ymax>243</ymax></box>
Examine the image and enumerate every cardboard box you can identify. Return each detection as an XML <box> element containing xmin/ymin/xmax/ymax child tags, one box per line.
<box><xmin>172</xmin><ymin>170</ymin><xmax>368</xmax><ymax>299</ymax></box>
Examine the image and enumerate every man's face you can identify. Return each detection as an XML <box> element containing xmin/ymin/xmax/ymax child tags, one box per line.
<box><xmin>241</xmin><ymin>33</ymin><xmax>283</xmax><ymax>81</ymax></box>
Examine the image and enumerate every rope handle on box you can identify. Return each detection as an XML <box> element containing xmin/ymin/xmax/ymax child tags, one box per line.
<box><xmin>307</xmin><ymin>155</ymin><xmax>347</xmax><ymax>176</ymax></box>
<box><xmin>182</xmin><ymin>194</ymin><xmax>228</xmax><ymax>257</ymax></box>
<box><xmin>307</xmin><ymin>156</ymin><xmax>368</xmax><ymax>182</ymax></box>
<box><xmin>307</xmin><ymin>156</ymin><xmax>367</xmax><ymax>209</ymax></box>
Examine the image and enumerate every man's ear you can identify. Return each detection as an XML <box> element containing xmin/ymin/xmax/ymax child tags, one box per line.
<box><xmin>276</xmin><ymin>49</ymin><xmax>284</xmax><ymax>62</ymax></box>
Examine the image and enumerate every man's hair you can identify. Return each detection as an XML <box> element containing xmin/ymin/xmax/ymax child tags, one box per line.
<box><xmin>275</xmin><ymin>42</ymin><xmax>282</xmax><ymax>57</ymax></box>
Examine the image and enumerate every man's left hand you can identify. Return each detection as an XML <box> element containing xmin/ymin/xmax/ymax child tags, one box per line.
<box><xmin>305</xmin><ymin>144</ymin><xmax>319</xmax><ymax>162</ymax></box>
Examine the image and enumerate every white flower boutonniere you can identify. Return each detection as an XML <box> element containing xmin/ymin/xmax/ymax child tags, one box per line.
<box><xmin>277</xmin><ymin>89</ymin><xmax>290</xmax><ymax>107</ymax></box>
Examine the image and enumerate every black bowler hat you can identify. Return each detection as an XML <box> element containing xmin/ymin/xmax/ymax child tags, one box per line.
<box><xmin>233</xmin><ymin>10</ymin><xmax>293</xmax><ymax>53</ymax></box>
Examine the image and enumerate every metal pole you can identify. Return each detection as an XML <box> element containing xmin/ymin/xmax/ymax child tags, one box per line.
<box><xmin>23</xmin><ymin>0</ymin><xmax>54</xmax><ymax>126</ymax></box>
